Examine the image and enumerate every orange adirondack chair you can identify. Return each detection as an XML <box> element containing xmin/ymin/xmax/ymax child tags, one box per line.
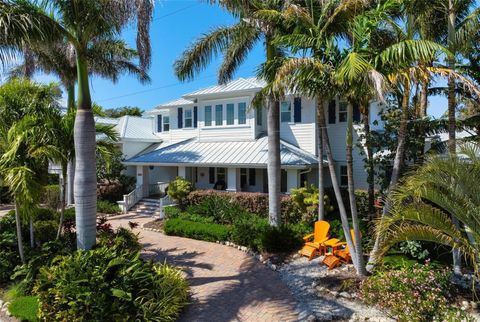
<box><xmin>299</xmin><ymin>221</ymin><xmax>330</xmax><ymax>260</ymax></box>
<box><xmin>322</xmin><ymin>229</ymin><xmax>357</xmax><ymax>269</ymax></box>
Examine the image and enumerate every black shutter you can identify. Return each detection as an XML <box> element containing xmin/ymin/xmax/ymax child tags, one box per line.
<box><xmin>193</xmin><ymin>106</ymin><xmax>198</xmax><ymax>128</ymax></box>
<box><xmin>209</xmin><ymin>167</ymin><xmax>215</xmax><ymax>184</ymax></box>
<box><xmin>177</xmin><ymin>108</ymin><xmax>183</xmax><ymax>129</ymax></box>
<box><xmin>328</xmin><ymin>100</ymin><xmax>336</xmax><ymax>124</ymax></box>
<box><xmin>248</xmin><ymin>168</ymin><xmax>256</xmax><ymax>186</ymax></box>
<box><xmin>294</xmin><ymin>97</ymin><xmax>302</xmax><ymax>123</ymax></box>
<box><xmin>157</xmin><ymin>114</ymin><xmax>162</xmax><ymax>132</ymax></box>
<box><xmin>353</xmin><ymin>103</ymin><xmax>361</xmax><ymax>122</ymax></box>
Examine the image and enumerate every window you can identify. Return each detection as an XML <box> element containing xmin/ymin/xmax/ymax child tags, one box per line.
<box><xmin>226</xmin><ymin>103</ymin><xmax>234</xmax><ymax>125</ymax></box>
<box><xmin>339</xmin><ymin>102</ymin><xmax>348</xmax><ymax>122</ymax></box>
<box><xmin>163</xmin><ymin>115</ymin><xmax>170</xmax><ymax>132</ymax></box>
<box><xmin>238</xmin><ymin>102</ymin><xmax>247</xmax><ymax>124</ymax></box>
<box><xmin>184</xmin><ymin>108</ymin><xmax>193</xmax><ymax>128</ymax></box>
<box><xmin>215</xmin><ymin>104</ymin><xmax>223</xmax><ymax>126</ymax></box>
<box><xmin>256</xmin><ymin>107</ymin><xmax>262</xmax><ymax>126</ymax></box>
<box><xmin>240</xmin><ymin>168</ymin><xmax>247</xmax><ymax>188</ymax></box>
<box><xmin>281</xmin><ymin>101</ymin><xmax>292</xmax><ymax>123</ymax></box>
<box><xmin>328</xmin><ymin>100</ymin><xmax>336</xmax><ymax>124</ymax></box>
<box><xmin>209</xmin><ymin>167</ymin><xmax>215</xmax><ymax>184</ymax></box>
<box><xmin>340</xmin><ymin>165</ymin><xmax>348</xmax><ymax>187</ymax></box>
<box><xmin>156</xmin><ymin>115</ymin><xmax>162</xmax><ymax>132</ymax></box>
<box><xmin>248</xmin><ymin>168</ymin><xmax>256</xmax><ymax>186</ymax></box>
<box><xmin>204</xmin><ymin>106</ymin><xmax>212</xmax><ymax>126</ymax></box>
<box><xmin>217</xmin><ymin>168</ymin><xmax>226</xmax><ymax>181</ymax></box>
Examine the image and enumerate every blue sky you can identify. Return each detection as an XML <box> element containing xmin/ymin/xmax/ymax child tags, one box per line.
<box><xmin>35</xmin><ymin>0</ymin><xmax>447</xmax><ymax>117</ymax></box>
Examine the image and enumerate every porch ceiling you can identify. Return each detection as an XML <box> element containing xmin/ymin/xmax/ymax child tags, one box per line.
<box><xmin>124</xmin><ymin>136</ymin><xmax>323</xmax><ymax>168</ymax></box>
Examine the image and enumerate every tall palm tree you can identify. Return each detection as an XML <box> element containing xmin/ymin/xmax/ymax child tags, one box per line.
<box><xmin>0</xmin><ymin>0</ymin><xmax>154</xmax><ymax>249</ymax></box>
<box><xmin>174</xmin><ymin>0</ymin><xmax>292</xmax><ymax>226</ymax></box>
<box><xmin>0</xmin><ymin>79</ymin><xmax>62</xmax><ymax>262</ymax></box>
<box><xmin>375</xmin><ymin>142</ymin><xmax>480</xmax><ymax>273</ymax></box>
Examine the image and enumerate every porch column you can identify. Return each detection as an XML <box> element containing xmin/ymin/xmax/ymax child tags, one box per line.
<box><xmin>136</xmin><ymin>165</ymin><xmax>144</xmax><ymax>187</ymax></box>
<box><xmin>286</xmin><ymin>169</ymin><xmax>299</xmax><ymax>194</ymax></box>
<box><xmin>178</xmin><ymin>166</ymin><xmax>186</xmax><ymax>178</ymax></box>
<box><xmin>227</xmin><ymin>168</ymin><xmax>237</xmax><ymax>192</ymax></box>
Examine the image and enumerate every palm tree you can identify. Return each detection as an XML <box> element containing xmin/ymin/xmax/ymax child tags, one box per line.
<box><xmin>374</xmin><ymin>142</ymin><xmax>480</xmax><ymax>273</ymax></box>
<box><xmin>0</xmin><ymin>0</ymin><xmax>154</xmax><ymax>250</ymax></box>
<box><xmin>0</xmin><ymin>79</ymin><xmax>62</xmax><ymax>262</ymax></box>
<box><xmin>174</xmin><ymin>0</ymin><xmax>293</xmax><ymax>227</ymax></box>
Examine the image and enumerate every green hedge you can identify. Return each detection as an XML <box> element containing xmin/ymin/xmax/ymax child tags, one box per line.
<box><xmin>97</xmin><ymin>199</ymin><xmax>121</xmax><ymax>214</ymax></box>
<box><xmin>8</xmin><ymin>296</ymin><xmax>39</xmax><ymax>322</ymax></box>
<box><xmin>164</xmin><ymin>218</ymin><xmax>231</xmax><ymax>242</ymax></box>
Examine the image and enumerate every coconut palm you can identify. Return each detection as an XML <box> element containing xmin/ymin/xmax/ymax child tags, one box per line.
<box><xmin>374</xmin><ymin>142</ymin><xmax>480</xmax><ymax>273</ymax></box>
<box><xmin>174</xmin><ymin>0</ymin><xmax>294</xmax><ymax>226</ymax></box>
<box><xmin>0</xmin><ymin>0</ymin><xmax>153</xmax><ymax>249</ymax></box>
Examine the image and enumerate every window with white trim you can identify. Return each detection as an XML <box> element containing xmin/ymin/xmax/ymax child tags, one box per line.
<box><xmin>163</xmin><ymin>115</ymin><xmax>170</xmax><ymax>132</ymax></box>
<box><xmin>205</xmin><ymin>106</ymin><xmax>212</xmax><ymax>126</ymax></box>
<box><xmin>226</xmin><ymin>103</ymin><xmax>234</xmax><ymax>125</ymax></box>
<box><xmin>340</xmin><ymin>165</ymin><xmax>348</xmax><ymax>187</ymax></box>
<box><xmin>281</xmin><ymin>101</ymin><xmax>292</xmax><ymax>123</ymax></box>
<box><xmin>215</xmin><ymin>104</ymin><xmax>223</xmax><ymax>126</ymax></box>
<box><xmin>339</xmin><ymin>101</ymin><xmax>348</xmax><ymax>123</ymax></box>
<box><xmin>238</xmin><ymin>102</ymin><xmax>247</xmax><ymax>124</ymax></box>
<box><xmin>184</xmin><ymin>108</ymin><xmax>193</xmax><ymax>128</ymax></box>
<box><xmin>256</xmin><ymin>107</ymin><xmax>262</xmax><ymax>126</ymax></box>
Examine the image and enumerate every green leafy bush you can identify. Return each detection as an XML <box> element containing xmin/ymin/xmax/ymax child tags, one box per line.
<box><xmin>97</xmin><ymin>227</ymin><xmax>142</xmax><ymax>253</ymax></box>
<box><xmin>185</xmin><ymin>190</ymin><xmax>299</xmax><ymax>223</ymax></box>
<box><xmin>164</xmin><ymin>218</ymin><xmax>231</xmax><ymax>242</ymax></box>
<box><xmin>33</xmin><ymin>220</ymin><xmax>57</xmax><ymax>245</ymax></box>
<box><xmin>290</xmin><ymin>184</ymin><xmax>334</xmax><ymax>223</ymax></box>
<box><xmin>41</xmin><ymin>185</ymin><xmax>60</xmax><ymax>210</ymax></box>
<box><xmin>33</xmin><ymin>246</ymin><xmax>188</xmax><ymax>322</ymax></box>
<box><xmin>187</xmin><ymin>195</ymin><xmax>248</xmax><ymax>224</ymax></box>
<box><xmin>97</xmin><ymin>199</ymin><xmax>121</xmax><ymax>214</ymax></box>
<box><xmin>32</xmin><ymin>208</ymin><xmax>57</xmax><ymax>221</ymax></box>
<box><xmin>230</xmin><ymin>215</ymin><xmax>269</xmax><ymax>251</ymax></box>
<box><xmin>8</xmin><ymin>296</ymin><xmax>39</xmax><ymax>322</ymax></box>
<box><xmin>360</xmin><ymin>263</ymin><xmax>468</xmax><ymax>321</ymax></box>
<box><xmin>0</xmin><ymin>231</ymin><xmax>21</xmax><ymax>283</ymax></box>
<box><xmin>167</xmin><ymin>177</ymin><xmax>193</xmax><ymax>206</ymax></box>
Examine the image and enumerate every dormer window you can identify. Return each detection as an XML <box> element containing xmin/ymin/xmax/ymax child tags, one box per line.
<box><xmin>281</xmin><ymin>101</ymin><xmax>292</xmax><ymax>123</ymax></box>
<box><xmin>163</xmin><ymin>116</ymin><xmax>170</xmax><ymax>132</ymax></box>
<box><xmin>339</xmin><ymin>101</ymin><xmax>348</xmax><ymax>122</ymax></box>
<box><xmin>184</xmin><ymin>108</ymin><xmax>193</xmax><ymax>128</ymax></box>
<box><xmin>238</xmin><ymin>102</ymin><xmax>247</xmax><ymax>124</ymax></box>
<box><xmin>156</xmin><ymin>114</ymin><xmax>170</xmax><ymax>132</ymax></box>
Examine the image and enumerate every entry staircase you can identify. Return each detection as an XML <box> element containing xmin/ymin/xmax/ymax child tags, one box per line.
<box><xmin>118</xmin><ymin>182</ymin><xmax>174</xmax><ymax>217</ymax></box>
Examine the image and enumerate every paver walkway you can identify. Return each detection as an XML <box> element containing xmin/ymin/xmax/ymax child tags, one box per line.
<box><xmin>109</xmin><ymin>213</ymin><xmax>299</xmax><ymax>322</ymax></box>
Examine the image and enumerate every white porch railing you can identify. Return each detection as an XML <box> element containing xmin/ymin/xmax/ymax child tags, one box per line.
<box><xmin>119</xmin><ymin>184</ymin><xmax>144</xmax><ymax>214</ymax></box>
<box><xmin>158</xmin><ymin>194</ymin><xmax>175</xmax><ymax>219</ymax></box>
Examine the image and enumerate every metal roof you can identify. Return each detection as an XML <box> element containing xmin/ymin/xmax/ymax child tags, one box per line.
<box><xmin>152</xmin><ymin>97</ymin><xmax>194</xmax><ymax>111</ymax></box>
<box><xmin>95</xmin><ymin>117</ymin><xmax>120</xmax><ymax>126</ymax></box>
<box><xmin>117</xmin><ymin>116</ymin><xmax>160</xmax><ymax>141</ymax></box>
<box><xmin>183</xmin><ymin>77</ymin><xmax>266</xmax><ymax>99</ymax></box>
<box><xmin>125</xmin><ymin>135</ymin><xmax>320</xmax><ymax>168</ymax></box>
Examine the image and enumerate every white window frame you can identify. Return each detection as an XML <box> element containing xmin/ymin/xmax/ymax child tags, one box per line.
<box><xmin>226</xmin><ymin>103</ymin><xmax>235</xmax><ymax>125</ymax></box>
<box><xmin>204</xmin><ymin>105</ymin><xmax>212</xmax><ymax>127</ymax></box>
<box><xmin>238</xmin><ymin>102</ymin><xmax>247</xmax><ymax>125</ymax></box>
<box><xmin>339</xmin><ymin>101</ymin><xmax>348</xmax><ymax>123</ymax></box>
<box><xmin>280</xmin><ymin>100</ymin><xmax>292</xmax><ymax>123</ymax></box>
<box><xmin>163</xmin><ymin>114</ymin><xmax>170</xmax><ymax>132</ymax></box>
<box><xmin>215</xmin><ymin>104</ymin><xmax>223</xmax><ymax>126</ymax></box>
<box><xmin>184</xmin><ymin>107</ymin><xmax>193</xmax><ymax>128</ymax></box>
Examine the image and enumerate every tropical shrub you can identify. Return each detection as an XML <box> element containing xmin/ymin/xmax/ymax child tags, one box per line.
<box><xmin>8</xmin><ymin>296</ymin><xmax>39</xmax><ymax>322</ymax></box>
<box><xmin>164</xmin><ymin>218</ymin><xmax>231</xmax><ymax>242</ymax></box>
<box><xmin>97</xmin><ymin>227</ymin><xmax>142</xmax><ymax>253</ymax></box>
<box><xmin>0</xmin><ymin>231</ymin><xmax>21</xmax><ymax>283</ymax></box>
<box><xmin>187</xmin><ymin>195</ymin><xmax>248</xmax><ymax>224</ymax></box>
<box><xmin>290</xmin><ymin>184</ymin><xmax>334</xmax><ymax>223</ymax></box>
<box><xmin>167</xmin><ymin>177</ymin><xmax>193</xmax><ymax>206</ymax></box>
<box><xmin>230</xmin><ymin>214</ymin><xmax>269</xmax><ymax>251</ymax></box>
<box><xmin>185</xmin><ymin>190</ymin><xmax>299</xmax><ymax>223</ymax></box>
<box><xmin>360</xmin><ymin>263</ymin><xmax>467</xmax><ymax>321</ymax></box>
<box><xmin>33</xmin><ymin>220</ymin><xmax>57</xmax><ymax>245</ymax></box>
<box><xmin>97</xmin><ymin>199</ymin><xmax>121</xmax><ymax>214</ymax></box>
<box><xmin>41</xmin><ymin>185</ymin><xmax>60</xmax><ymax>210</ymax></box>
<box><xmin>33</xmin><ymin>246</ymin><xmax>188</xmax><ymax>322</ymax></box>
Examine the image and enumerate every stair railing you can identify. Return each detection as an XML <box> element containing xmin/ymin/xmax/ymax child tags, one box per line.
<box><xmin>119</xmin><ymin>185</ymin><xmax>143</xmax><ymax>214</ymax></box>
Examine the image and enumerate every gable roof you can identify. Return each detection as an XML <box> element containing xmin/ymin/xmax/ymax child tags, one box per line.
<box><xmin>95</xmin><ymin>116</ymin><xmax>161</xmax><ymax>142</ymax></box>
<box><xmin>152</xmin><ymin>97</ymin><xmax>194</xmax><ymax>111</ymax></box>
<box><xmin>182</xmin><ymin>77</ymin><xmax>266</xmax><ymax>99</ymax></box>
<box><xmin>124</xmin><ymin>135</ymin><xmax>320</xmax><ymax>168</ymax></box>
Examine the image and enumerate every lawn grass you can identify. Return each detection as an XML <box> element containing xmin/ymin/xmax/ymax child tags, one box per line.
<box><xmin>8</xmin><ymin>296</ymin><xmax>39</xmax><ymax>322</ymax></box>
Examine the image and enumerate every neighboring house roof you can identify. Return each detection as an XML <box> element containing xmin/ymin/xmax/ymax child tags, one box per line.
<box><xmin>182</xmin><ymin>77</ymin><xmax>266</xmax><ymax>99</ymax></box>
<box><xmin>124</xmin><ymin>135</ymin><xmax>320</xmax><ymax>168</ymax></box>
<box><xmin>95</xmin><ymin>116</ymin><xmax>161</xmax><ymax>142</ymax></box>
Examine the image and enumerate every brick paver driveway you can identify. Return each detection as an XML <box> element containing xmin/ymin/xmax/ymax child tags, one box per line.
<box><xmin>109</xmin><ymin>213</ymin><xmax>299</xmax><ymax>322</ymax></box>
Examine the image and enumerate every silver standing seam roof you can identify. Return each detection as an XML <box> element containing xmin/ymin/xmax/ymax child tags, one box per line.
<box><xmin>95</xmin><ymin>116</ymin><xmax>161</xmax><ymax>142</ymax></box>
<box><xmin>125</xmin><ymin>135</ymin><xmax>320</xmax><ymax>168</ymax></box>
<box><xmin>182</xmin><ymin>77</ymin><xmax>266</xmax><ymax>98</ymax></box>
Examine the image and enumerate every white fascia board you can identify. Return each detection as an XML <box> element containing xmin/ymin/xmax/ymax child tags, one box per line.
<box><xmin>122</xmin><ymin>161</ymin><xmax>310</xmax><ymax>169</ymax></box>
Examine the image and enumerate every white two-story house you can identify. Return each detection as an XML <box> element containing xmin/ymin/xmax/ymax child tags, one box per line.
<box><xmin>114</xmin><ymin>77</ymin><xmax>384</xmax><ymax>201</ymax></box>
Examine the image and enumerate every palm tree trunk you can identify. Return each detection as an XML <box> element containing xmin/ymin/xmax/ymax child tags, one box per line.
<box><xmin>267</xmin><ymin>96</ymin><xmax>281</xmax><ymax>227</ymax></box>
<box><xmin>67</xmin><ymin>159</ymin><xmax>75</xmax><ymax>205</ymax></box>
<box><xmin>346</xmin><ymin>102</ymin><xmax>366</xmax><ymax>276</ymax></box>
<box><xmin>29</xmin><ymin>216</ymin><xmax>34</xmax><ymax>248</ymax></box>
<box><xmin>447</xmin><ymin>0</ymin><xmax>462</xmax><ymax>275</ymax></box>
<box><xmin>14</xmin><ymin>199</ymin><xmax>25</xmax><ymax>263</ymax></box>
<box><xmin>316</xmin><ymin>98</ymin><xmax>325</xmax><ymax>220</ymax></box>
<box><xmin>367</xmin><ymin>81</ymin><xmax>410</xmax><ymax>272</ymax></box>
<box><xmin>318</xmin><ymin>100</ymin><xmax>358</xmax><ymax>268</ymax></box>
<box><xmin>362</xmin><ymin>106</ymin><xmax>375</xmax><ymax>219</ymax></box>
<box><xmin>57</xmin><ymin>164</ymin><xmax>67</xmax><ymax>239</ymax></box>
<box><xmin>74</xmin><ymin>53</ymin><xmax>97</xmax><ymax>250</ymax></box>
<box><xmin>417</xmin><ymin>77</ymin><xmax>428</xmax><ymax>166</ymax></box>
